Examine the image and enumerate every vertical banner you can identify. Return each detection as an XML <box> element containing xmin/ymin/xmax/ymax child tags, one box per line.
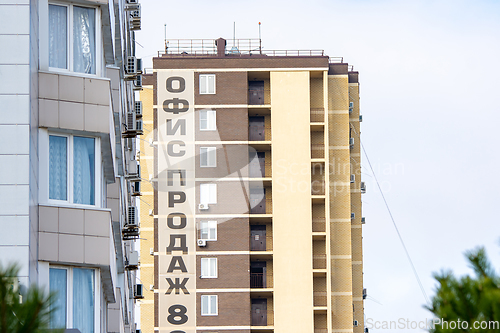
<box><xmin>157</xmin><ymin>70</ymin><xmax>196</xmax><ymax>333</ymax></box>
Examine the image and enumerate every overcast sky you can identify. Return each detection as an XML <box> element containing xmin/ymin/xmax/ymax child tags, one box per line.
<box><xmin>136</xmin><ymin>1</ymin><xmax>500</xmax><ymax>331</ymax></box>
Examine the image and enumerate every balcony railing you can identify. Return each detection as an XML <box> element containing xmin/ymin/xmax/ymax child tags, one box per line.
<box><xmin>312</xmin><ymin>217</ymin><xmax>326</xmax><ymax>232</ymax></box>
<box><xmin>250</xmin><ymin>273</ymin><xmax>265</xmax><ymax>288</ymax></box>
<box><xmin>313</xmin><ymin>254</ymin><xmax>327</xmax><ymax>269</ymax></box>
<box><xmin>310</xmin><ymin>108</ymin><xmax>325</xmax><ymax>122</ymax></box>
<box><xmin>311</xmin><ymin>144</ymin><xmax>325</xmax><ymax>159</ymax></box>
<box><xmin>159</xmin><ymin>39</ymin><xmax>325</xmax><ymax>58</ymax></box>
<box><xmin>313</xmin><ymin>292</ymin><xmax>327</xmax><ymax>307</ymax></box>
<box><xmin>311</xmin><ymin>181</ymin><xmax>325</xmax><ymax>195</ymax></box>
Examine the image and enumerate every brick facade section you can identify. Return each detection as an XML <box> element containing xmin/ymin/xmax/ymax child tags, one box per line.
<box><xmin>195</xmin><ymin>72</ymin><xmax>248</xmax><ymax>105</ymax></box>
<box><xmin>154</xmin><ymin>56</ymin><xmax>329</xmax><ymax>70</ymax></box>
<box><xmin>196</xmin><ymin>292</ymin><xmax>251</xmax><ymax>326</ymax></box>
<box><xmin>195</xmin><ymin>144</ymin><xmax>249</xmax><ymax>178</ymax></box>
<box><xmin>195</xmin><ymin>181</ymin><xmax>251</xmax><ymax>214</ymax></box>
<box><xmin>196</xmin><ymin>254</ymin><xmax>250</xmax><ymax>289</ymax></box>
<box><xmin>196</xmin><ymin>218</ymin><xmax>249</xmax><ymax>252</ymax></box>
<box><xmin>195</xmin><ymin>108</ymin><xmax>248</xmax><ymax>141</ymax></box>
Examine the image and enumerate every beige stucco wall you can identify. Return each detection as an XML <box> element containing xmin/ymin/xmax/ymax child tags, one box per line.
<box><xmin>271</xmin><ymin>71</ymin><xmax>314</xmax><ymax>333</ymax></box>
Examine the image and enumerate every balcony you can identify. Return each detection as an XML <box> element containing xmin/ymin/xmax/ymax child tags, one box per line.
<box><xmin>311</xmin><ymin>144</ymin><xmax>325</xmax><ymax>159</ymax></box>
<box><xmin>313</xmin><ymin>254</ymin><xmax>327</xmax><ymax>270</ymax></box>
<box><xmin>310</xmin><ymin>108</ymin><xmax>325</xmax><ymax>123</ymax></box>
<box><xmin>312</xmin><ymin>217</ymin><xmax>326</xmax><ymax>232</ymax></box>
<box><xmin>38</xmin><ymin>204</ymin><xmax>117</xmax><ymax>303</ymax></box>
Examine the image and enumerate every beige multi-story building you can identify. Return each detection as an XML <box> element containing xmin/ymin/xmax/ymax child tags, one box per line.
<box><xmin>138</xmin><ymin>38</ymin><xmax>365</xmax><ymax>333</ymax></box>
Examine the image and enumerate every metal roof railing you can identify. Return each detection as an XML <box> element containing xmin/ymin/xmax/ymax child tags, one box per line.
<box><xmin>158</xmin><ymin>39</ymin><xmax>325</xmax><ymax>57</ymax></box>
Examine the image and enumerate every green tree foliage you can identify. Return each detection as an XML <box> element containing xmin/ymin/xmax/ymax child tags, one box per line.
<box><xmin>426</xmin><ymin>247</ymin><xmax>500</xmax><ymax>332</ymax></box>
<box><xmin>0</xmin><ymin>263</ymin><xmax>60</xmax><ymax>333</ymax></box>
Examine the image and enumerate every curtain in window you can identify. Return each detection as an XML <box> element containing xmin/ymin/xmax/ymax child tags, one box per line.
<box><xmin>201</xmin><ymin>295</ymin><xmax>209</xmax><ymax>314</ymax></box>
<box><xmin>73</xmin><ymin>6</ymin><xmax>96</xmax><ymax>74</ymax></box>
<box><xmin>49</xmin><ymin>268</ymin><xmax>67</xmax><ymax>329</ymax></box>
<box><xmin>73</xmin><ymin>268</ymin><xmax>94</xmax><ymax>333</ymax></box>
<box><xmin>210</xmin><ymin>295</ymin><xmax>217</xmax><ymax>314</ymax></box>
<box><xmin>73</xmin><ymin>137</ymin><xmax>95</xmax><ymax>205</ymax></box>
<box><xmin>49</xmin><ymin>135</ymin><xmax>67</xmax><ymax>200</ymax></box>
<box><xmin>49</xmin><ymin>5</ymin><xmax>67</xmax><ymax>69</ymax></box>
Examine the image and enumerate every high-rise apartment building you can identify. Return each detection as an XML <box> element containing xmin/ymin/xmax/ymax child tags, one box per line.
<box><xmin>0</xmin><ymin>0</ymin><xmax>145</xmax><ymax>331</ymax></box>
<box><xmin>138</xmin><ymin>38</ymin><xmax>364</xmax><ymax>333</ymax></box>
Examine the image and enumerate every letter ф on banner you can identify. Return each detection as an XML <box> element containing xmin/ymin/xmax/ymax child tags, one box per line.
<box><xmin>157</xmin><ymin>70</ymin><xmax>196</xmax><ymax>332</ymax></box>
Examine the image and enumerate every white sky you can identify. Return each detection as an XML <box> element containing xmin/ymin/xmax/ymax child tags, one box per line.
<box><xmin>136</xmin><ymin>1</ymin><xmax>500</xmax><ymax>331</ymax></box>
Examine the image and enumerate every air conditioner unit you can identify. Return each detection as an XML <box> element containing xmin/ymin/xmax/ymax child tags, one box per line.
<box><xmin>363</xmin><ymin>288</ymin><xmax>367</xmax><ymax>299</ymax></box>
<box><xmin>198</xmin><ymin>203</ymin><xmax>209</xmax><ymax>210</ymax></box>
<box><xmin>135</xmin><ymin>101</ymin><xmax>143</xmax><ymax>117</ymax></box>
<box><xmin>130</xmin><ymin>5</ymin><xmax>141</xmax><ymax>19</ymax></box>
<box><xmin>136</xmin><ymin>58</ymin><xmax>143</xmax><ymax>73</ymax></box>
<box><xmin>126</xmin><ymin>251</ymin><xmax>139</xmax><ymax>269</ymax></box>
<box><xmin>125</xmin><ymin>56</ymin><xmax>137</xmax><ymax>77</ymax></box>
<box><xmin>353</xmin><ymin>320</ymin><xmax>359</xmax><ymax>327</ymax></box>
<box><xmin>131</xmin><ymin>181</ymin><xmax>141</xmax><ymax>196</ymax></box>
<box><xmin>126</xmin><ymin>137</ymin><xmax>135</xmax><ymax>151</ymax></box>
<box><xmin>349</xmin><ymin>102</ymin><xmax>354</xmax><ymax>114</ymax></box>
<box><xmin>129</xmin><ymin>6</ymin><xmax>141</xmax><ymax>30</ymax></box>
<box><xmin>361</xmin><ymin>217</ymin><xmax>366</xmax><ymax>224</ymax></box>
<box><xmin>349</xmin><ymin>137</ymin><xmax>355</xmax><ymax>148</ymax></box>
<box><xmin>126</xmin><ymin>160</ymin><xmax>140</xmax><ymax>180</ymax></box>
<box><xmin>360</xmin><ymin>182</ymin><xmax>366</xmax><ymax>194</ymax></box>
<box><xmin>136</xmin><ymin>119</ymin><xmax>144</xmax><ymax>135</ymax></box>
<box><xmin>126</xmin><ymin>111</ymin><xmax>136</xmax><ymax>132</ymax></box>
<box><xmin>197</xmin><ymin>239</ymin><xmax>207</xmax><ymax>247</ymax></box>
<box><xmin>134</xmin><ymin>284</ymin><xmax>144</xmax><ymax>299</ymax></box>
<box><xmin>127</xmin><ymin>206</ymin><xmax>138</xmax><ymax>228</ymax></box>
<box><xmin>351</xmin><ymin>212</ymin><xmax>355</xmax><ymax>220</ymax></box>
<box><xmin>133</xmin><ymin>74</ymin><xmax>143</xmax><ymax>90</ymax></box>
<box><xmin>148</xmin><ymin>209</ymin><xmax>153</xmax><ymax>216</ymax></box>
<box><xmin>350</xmin><ymin>174</ymin><xmax>355</xmax><ymax>183</ymax></box>
<box><xmin>149</xmin><ymin>248</ymin><xmax>154</xmax><ymax>255</ymax></box>
<box><xmin>359</xmin><ymin>115</ymin><xmax>363</xmax><ymax>122</ymax></box>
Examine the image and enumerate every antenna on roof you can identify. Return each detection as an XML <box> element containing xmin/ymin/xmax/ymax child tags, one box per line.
<box><xmin>164</xmin><ymin>24</ymin><xmax>167</xmax><ymax>53</ymax></box>
<box><xmin>229</xmin><ymin>22</ymin><xmax>239</xmax><ymax>54</ymax></box>
<box><xmin>258</xmin><ymin>22</ymin><xmax>262</xmax><ymax>54</ymax></box>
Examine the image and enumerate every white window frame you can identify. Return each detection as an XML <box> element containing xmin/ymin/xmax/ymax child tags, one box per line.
<box><xmin>200</xmin><ymin>147</ymin><xmax>217</xmax><ymax>168</ymax></box>
<box><xmin>200</xmin><ymin>221</ymin><xmax>217</xmax><ymax>241</ymax></box>
<box><xmin>199</xmin><ymin>109</ymin><xmax>216</xmax><ymax>131</ymax></box>
<box><xmin>201</xmin><ymin>258</ymin><xmax>217</xmax><ymax>278</ymax></box>
<box><xmin>48</xmin><ymin>2</ymin><xmax>102</xmax><ymax>76</ymax></box>
<box><xmin>200</xmin><ymin>184</ymin><xmax>217</xmax><ymax>205</ymax></box>
<box><xmin>49</xmin><ymin>266</ymin><xmax>100</xmax><ymax>333</ymax></box>
<box><xmin>201</xmin><ymin>295</ymin><xmax>218</xmax><ymax>316</ymax></box>
<box><xmin>199</xmin><ymin>74</ymin><xmax>216</xmax><ymax>94</ymax></box>
<box><xmin>41</xmin><ymin>130</ymin><xmax>102</xmax><ymax>207</ymax></box>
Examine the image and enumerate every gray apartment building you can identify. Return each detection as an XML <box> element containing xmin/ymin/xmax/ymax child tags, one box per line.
<box><xmin>0</xmin><ymin>0</ymin><xmax>145</xmax><ymax>331</ymax></box>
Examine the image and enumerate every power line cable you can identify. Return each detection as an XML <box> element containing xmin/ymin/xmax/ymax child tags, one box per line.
<box><xmin>350</xmin><ymin>123</ymin><xmax>431</xmax><ymax>306</ymax></box>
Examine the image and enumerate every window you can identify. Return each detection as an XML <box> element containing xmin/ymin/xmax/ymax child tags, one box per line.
<box><xmin>200</xmin><ymin>147</ymin><xmax>217</xmax><ymax>167</ymax></box>
<box><xmin>49</xmin><ymin>134</ymin><xmax>99</xmax><ymax>205</ymax></box>
<box><xmin>49</xmin><ymin>3</ymin><xmax>98</xmax><ymax>74</ymax></box>
<box><xmin>200</xmin><ymin>221</ymin><xmax>217</xmax><ymax>240</ymax></box>
<box><xmin>49</xmin><ymin>267</ymin><xmax>98</xmax><ymax>333</ymax></box>
<box><xmin>201</xmin><ymin>295</ymin><xmax>218</xmax><ymax>315</ymax></box>
<box><xmin>200</xmin><ymin>184</ymin><xmax>217</xmax><ymax>204</ymax></box>
<box><xmin>201</xmin><ymin>258</ymin><xmax>217</xmax><ymax>278</ymax></box>
<box><xmin>200</xmin><ymin>109</ymin><xmax>216</xmax><ymax>130</ymax></box>
<box><xmin>199</xmin><ymin>74</ymin><xmax>215</xmax><ymax>94</ymax></box>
